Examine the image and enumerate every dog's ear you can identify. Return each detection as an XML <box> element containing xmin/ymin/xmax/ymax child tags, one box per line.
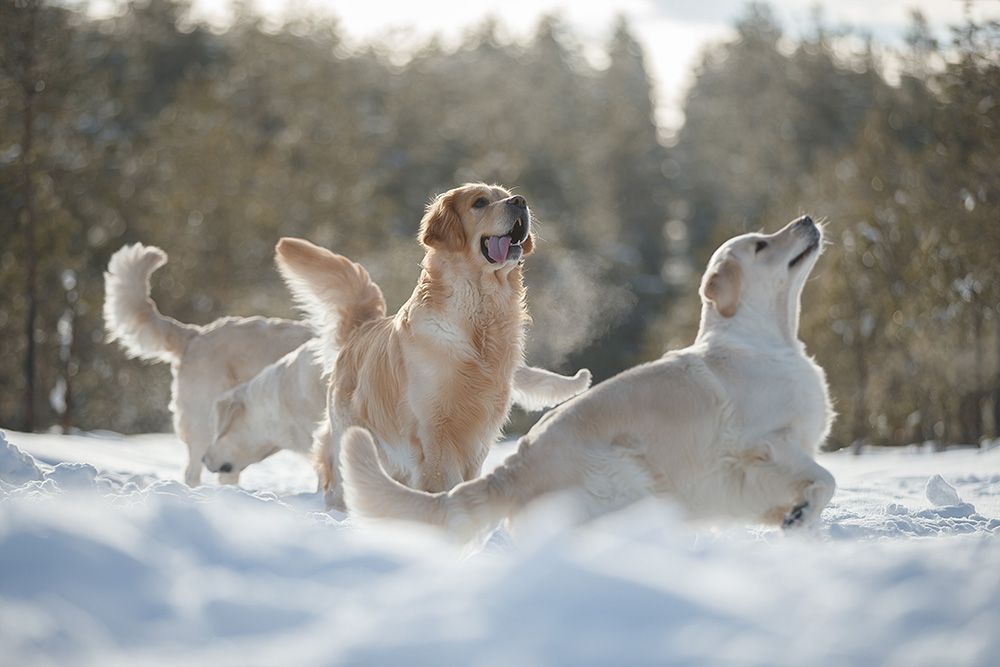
<box><xmin>420</xmin><ymin>191</ymin><xmax>467</xmax><ymax>251</ymax></box>
<box><xmin>701</xmin><ymin>255</ymin><xmax>743</xmax><ymax>318</ymax></box>
<box><xmin>214</xmin><ymin>391</ymin><xmax>246</xmax><ymax>441</ymax></box>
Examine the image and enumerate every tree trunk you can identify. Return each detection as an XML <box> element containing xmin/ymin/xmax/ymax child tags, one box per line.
<box><xmin>20</xmin><ymin>0</ymin><xmax>40</xmax><ymax>432</ymax></box>
<box><xmin>60</xmin><ymin>304</ymin><xmax>77</xmax><ymax>435</ymax></box>
<box><xmin>994</xmin><ymin>322</ymin><xmax>1000</xmax><ymax>442</ymax></box>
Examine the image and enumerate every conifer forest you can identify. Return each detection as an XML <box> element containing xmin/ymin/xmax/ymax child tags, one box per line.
<box><xmin>1</xmin><ymin>0</ymin><xmax>997</xmax><ymax>450</ymax></box>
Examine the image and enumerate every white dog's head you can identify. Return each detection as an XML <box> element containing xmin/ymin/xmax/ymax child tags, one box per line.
<box><xmin>203</xmin><ymin>387</ymin><xmax>278</xmax><ymax>476</ymax></box>
<box><xmin>698</xmin><ymin>215</ymin><xmax>823</xmax><ymax>345</ymax></box>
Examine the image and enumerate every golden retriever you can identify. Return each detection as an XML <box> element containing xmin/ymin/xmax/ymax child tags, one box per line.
<box><xmin>275</xmin><ymin>183</ymin><xmax>591</xmax><ymax>510</ymax></box>
<box><xmin>198</xmin><ymin>213</ymin><xmax>592</xmax><ymax>482</ymax></box>
<box><xmin>338</xmin><ymin>216</ymin><xmax>837</xmax><ymax>538</ymax></box>
<box><xmin>103</xmin><ymin>243</ymin><xmax>313</xmax><ymax>486</ymax></box>
<box><xmin>201</xmin><ymin>345</ymin><xmax>590</xmax><ymax>482</ymax></box>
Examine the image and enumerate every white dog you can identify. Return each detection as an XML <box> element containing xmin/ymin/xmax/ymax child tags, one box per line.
<box><xmin>202</xmin><ymin>340</ymin><xmax>328</xmax><ymax>479</ymax></box>
<box><xmin>103</xmin><ymin>243</ymin><xmax>313</xmax><ymax>486</ymax></box>
<box><xmin>339</xmin><ymin>216</ymin><xmax>836</xmax><ymax>538</ymax></box>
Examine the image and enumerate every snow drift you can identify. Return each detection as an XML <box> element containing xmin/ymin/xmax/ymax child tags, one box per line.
<box><xmin>1</xmin><ymin>429</ymin><xmax>999</xmax><ymax>666</ymax></box>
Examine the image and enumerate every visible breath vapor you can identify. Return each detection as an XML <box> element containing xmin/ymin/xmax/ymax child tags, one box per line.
<box><xmin>524</xmin><ymin>248</ymin><xmax>636</xmax><ymax>368</ymax></box>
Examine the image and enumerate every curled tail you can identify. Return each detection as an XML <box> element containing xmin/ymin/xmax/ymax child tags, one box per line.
<box><xmin>275</xmin><ymin>238</ymin><xmax>386</xmax><ymax>375</ymax></box>
<box><xmin>103</xmin><ymin>243</ymin><xmax>196</xmax><ymax>363</ymax></box>
<box><xmin>340</xmin><ymin>427</ymin><xmax>513</xmax><ymax>541</ymax></box>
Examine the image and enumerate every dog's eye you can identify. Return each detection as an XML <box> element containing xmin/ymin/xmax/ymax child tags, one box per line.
<box><xmin>755</xmin><ymin>240</ymin><xmax>768</xmax><ymax>253</ymax></box>
<box><xmin>472</xmin><ymin>198</ymin><xmax>488</xmax><ymax>209</ymax></box>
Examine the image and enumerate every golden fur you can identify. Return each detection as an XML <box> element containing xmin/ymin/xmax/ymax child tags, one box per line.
<box><xmin>276</xmin><ymin>184</ymin><xmax>588</xmax><ymax>510</ymax></box>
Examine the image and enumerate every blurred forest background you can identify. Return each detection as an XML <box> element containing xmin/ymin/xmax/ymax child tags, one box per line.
<box><xmin>1</xmin><ymin>0</ymin><xmax>997</xmax><ymax>451</ymax></box>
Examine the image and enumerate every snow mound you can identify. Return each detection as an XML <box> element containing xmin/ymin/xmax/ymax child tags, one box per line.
<box><xmin>925</xmin><ymin>473</ymin><xmax>962</xmax><ymax>506</ymax></box>
<box><xmin>0</xmin><ymin>431</ymin><xmax>44</xmax><ymax>486</ymax></box>
<box><xmin>2</xmin><ymin>430</ymin><xmax>1000</xmax><ymax>666</ymax></box>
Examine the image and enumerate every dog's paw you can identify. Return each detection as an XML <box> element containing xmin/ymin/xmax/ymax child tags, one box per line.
<box><xmin>782</xmin><ymin>502</ymin><xmax>809</xmax><ymax>529</ymax></box>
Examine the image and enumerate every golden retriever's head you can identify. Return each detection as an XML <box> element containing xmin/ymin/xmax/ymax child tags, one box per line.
<box><xmin>419</xmin><ymin>183</ymin><xmax>533</xmax><ymax>269</ymax></box>
<box><xmin>700</xmin><ymin>215</ymin><xmax>823</xmax><ymax>343</ymax></box>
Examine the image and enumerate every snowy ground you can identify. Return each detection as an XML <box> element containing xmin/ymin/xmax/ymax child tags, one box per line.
<box><xmin>2</xmin><ymin>428</ymin><xmax>999</xmax><ymax>667</ymax></box>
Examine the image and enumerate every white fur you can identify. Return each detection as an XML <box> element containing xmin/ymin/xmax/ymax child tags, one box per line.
<box><xmin>203</xmin><ymin>340</ymin><xmax>328</xmax><ymax>478</ymax></box>
<box><xmin>340</xmin><ymin>216</ymin><xmax>836</xmax><ymax>539</ymax></box>
<box><xmin>103</xmin><ymin>243</ymin><xmax>313</xmax><ymax>486</ymax></box>
<box><xmin>512</xmin><ymin>366</ymin><xmax>592</xmax><ymax>412</ymax></box>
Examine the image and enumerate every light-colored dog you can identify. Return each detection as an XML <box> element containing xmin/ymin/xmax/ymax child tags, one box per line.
<box><xmin>339</xmin><ymin>216</ymin><xmax>836</xmax><ymax>538</ymax></box>
<box><xmin>275</xmin><ymin>183</ymin><xmax>591</xmax><ymax>510</ymax></box>
<box><xmin>202</xmin><ymin>340</ymin><xmax>328</xmax><ymax>478</ymax></box>
<box><xmin>103</xmin><ymin>243</ymin><xmax>313</xmax><ymax>486</ymax></box>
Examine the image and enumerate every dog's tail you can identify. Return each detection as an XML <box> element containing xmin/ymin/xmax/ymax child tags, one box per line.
<box><xmin>103</xmin><ymin>243</ymin><xmax>197</xmax><ymax>363</ymax></box>
<box><xmin>340</xmin><ymin>427</ymin><xmax>516</xmax><ymax>541</ymax></box>
<box><xmin>275</xmin><ymin>238</ymin><xmax>386</xmax><ymax>375</ymax></box>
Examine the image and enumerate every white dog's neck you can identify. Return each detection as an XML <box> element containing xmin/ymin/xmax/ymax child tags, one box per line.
<box><xmin>696</xmin><ymin>297</ymin><xmax>805</xmax><ymax>353</ymax></box>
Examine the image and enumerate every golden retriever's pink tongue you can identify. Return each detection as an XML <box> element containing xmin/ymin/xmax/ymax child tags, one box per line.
<box><xmin>487</xmin><ymin>236</ymin><xmax>511</xmax><ymax>263</ymax></box>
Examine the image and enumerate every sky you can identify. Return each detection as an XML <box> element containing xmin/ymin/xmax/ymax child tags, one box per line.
<box><xmin>140</xmin><ymin>0</ymin><xmax>999</xmax><ymax>133</ymax></box>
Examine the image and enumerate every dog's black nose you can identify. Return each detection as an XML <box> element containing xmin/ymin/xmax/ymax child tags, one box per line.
<box><xmin>796</xmin><ymin>215</ymin><xmax>814</xmax><ymax>227</ymax></box>
<box><xmin>219</xmin><ymin>463</ymin><xmax>233</xmax><ymax>473</ymax></box>
<box><xmin>507</xmin><ymin>195</ymin><xmax>527</xmax><ymax>210</ymax></box>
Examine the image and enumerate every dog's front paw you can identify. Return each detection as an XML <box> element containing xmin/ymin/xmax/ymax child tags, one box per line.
<box><xmin>782</xmin><ymin>502</ymin><xmax>809</xmax><ymax>529</ymax></box>
<box><xmin>574</xmin><ymin>369</ymin><xmax>592</xmax><ymax>390</ymax></box>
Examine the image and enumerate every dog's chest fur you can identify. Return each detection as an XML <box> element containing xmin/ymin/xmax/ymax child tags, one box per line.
<box><xmin>732</xmin><ymin>346</ymin><xmax>832</xmax><ymax>453</ymax></box>
<box><xmin>348</xmin><ymin>266</ymin><xmax>527</xmax><ymax>486</ymax></box>
<box><xmin>410</xmin><ymin>271</ymin><xmax>526</xmax><ymax>409</ymax></box>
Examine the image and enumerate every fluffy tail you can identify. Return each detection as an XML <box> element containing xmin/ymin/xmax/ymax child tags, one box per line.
<box><xmin>103</xmin><ymin>243</ymin><xmax>196</xmax><ymax>363</ymax></box>
<box><xmin>275</xmin><ymin>238</ymin><xmax>386</xmax><ymax>375</ymax></box>
<box><xmin>340</xmin><ymin>427</ymin><xmax>513</xmax><ymax>541</ymax></box>
<box><xmin>512</xmin><ymin>366</ymin><xmax>592</xmax><ymax>411</ymax></box>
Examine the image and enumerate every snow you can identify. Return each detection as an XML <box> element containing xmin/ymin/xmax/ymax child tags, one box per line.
<box><xmin>2</xmin><ymin>428</ymin><xmax>1000</xmax><ymax>667</ymax></box>
<box><xmin>925</xmin><ymin>474</ymin><xmax>963</xmax><ymax>507</ymax></box>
